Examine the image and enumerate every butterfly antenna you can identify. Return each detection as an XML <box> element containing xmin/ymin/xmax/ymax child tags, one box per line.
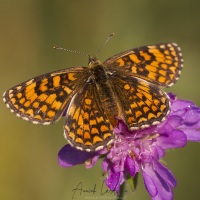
<box><xmin>95</xmin><ymin>33</ymin><xmax>115</xmax><ymax>55</ymax></box>
<box><xmin>53</xmin><ymin>46</ymin><xmax>89</xmax><ymax>57</ymax></box>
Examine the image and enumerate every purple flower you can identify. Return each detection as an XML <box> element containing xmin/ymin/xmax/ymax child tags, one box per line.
<box><xmin>58</xmin><ymin>93</ymin><xmax>200</xmax><ymax>200</ymax></box>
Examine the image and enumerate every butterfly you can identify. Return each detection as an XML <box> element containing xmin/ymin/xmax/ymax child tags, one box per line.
<box><xmin>3</xmin><ymin>43</ymin><xmax>183</xmax><ymax>152</ymax></box>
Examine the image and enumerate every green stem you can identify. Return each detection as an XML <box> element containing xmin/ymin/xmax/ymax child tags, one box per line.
<box><xmin>116</xmin><ymin>182</ymin><xmax>126</xmax><ymax>200</ymax></box>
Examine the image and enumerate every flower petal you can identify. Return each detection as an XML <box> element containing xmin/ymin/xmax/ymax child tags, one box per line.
<box><xmin>105</xmin><ymin>169</ymin><xmax>121</xmax><ymax>192</ymax></box>
<box><xmin>181</xmin><ymin>128</ymin><xmax>200</xmax><ymax>141</ymax></box>
<box><xmin>182</xmin><ymin>107</ymin><xmax>200</xmax><ymax>124</ymax></box>
<box><xmin>142</xmin><ymin>159</ymin><xmax>176</xmax><ymax>200</ymax></box>
<box><xmin>157</xmin><ymin>130</ymin><xmax>187</xmax><ymax>149</ymax></box>
<box><xmin>58</xmin><ymin>144</ymin><xmax>95</xmax><ymax>167</ymax></box>
<box><xmin>102</xmin><ymin>158</ymin><xmax>110</xmax><ymax>172</ymax></box>
<box><xmin>171</xmin><ymin>98</ymin><xmax>194</xmax><ymax>112</ymax></box>
<box><xmin>125</xmin><ymin>156</ymin><xmax>140</xmax><ymax>177</ymax></box>
<box><xmin>142</xmin><ymin>168</ymin><xmax>157</xmax><ymax>197</ymax></box>
<box><xmin>114</xmin><ymin>118</ymin><xmax>130</xmax><ymax>135</ymax></box>
<box><xmin>153</xmin><ymin>159</ymin><xmax>176</xmax><ymax>187</ymax></box>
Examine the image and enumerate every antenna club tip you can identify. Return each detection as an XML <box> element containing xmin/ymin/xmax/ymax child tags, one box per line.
<box><xmin>53</xmin><ymin>46</ymin><xmax>58</xmax><ymax>49</ymax></box>
<box><xmin>109</xmin><ymin>33</ymin><xmax>115</xmax><ymax>38</ymax></box>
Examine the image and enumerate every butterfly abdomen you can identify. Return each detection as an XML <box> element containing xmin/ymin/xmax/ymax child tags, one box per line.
<box><xmin>91</xmin><ymin>64</ymin><xmax>119</xmax><ymax>127</ymax></box>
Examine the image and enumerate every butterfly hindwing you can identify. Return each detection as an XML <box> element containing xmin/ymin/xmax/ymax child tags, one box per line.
<box><xmin>64</xmin><ymin>82</ymin><xmax>114</xmax><ymax>151</ymax></box>
<box><xmin>107</xmin><ymin>70</ymin><xmax>170</xmax><ymax>129</ymax></box>
<box><xmin>3</xmin><ymin>67</ymin><xmax>89</xmax><ymax>124</ymax></box>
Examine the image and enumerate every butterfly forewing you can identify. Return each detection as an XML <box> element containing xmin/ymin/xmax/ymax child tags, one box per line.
<box><xmin>104</xmin><ymin>43</ymin><xmax>183</xmax><ymax>87</ymax></box>
<box><xmin>3</xmin><ymin>67</ymin><xmax>89</xmax><ymax>124</ymax></box>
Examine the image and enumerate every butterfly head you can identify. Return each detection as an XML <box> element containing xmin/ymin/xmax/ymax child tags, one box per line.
<box><xmin>88</xmin><ymin>55</ymin><xmax>101</xmax><ymax>68</ymax></box>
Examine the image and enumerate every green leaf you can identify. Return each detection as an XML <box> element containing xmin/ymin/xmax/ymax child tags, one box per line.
<box><xmin>127</xmin><ymin>172</ymin><xmax>139</xmax><ymax>191</ymax></box>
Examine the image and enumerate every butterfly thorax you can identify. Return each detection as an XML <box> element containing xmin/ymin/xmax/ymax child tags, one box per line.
<box><xmin>88</xmin><ymin>56</ymin><xmax>119</xmax><ymax>126</ymax></box>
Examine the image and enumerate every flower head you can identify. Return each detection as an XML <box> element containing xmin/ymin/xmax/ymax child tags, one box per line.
<box><xmin>58</xmin><ymin>93</ymin><xmax>200</xmax><ymax>200</ymax></box>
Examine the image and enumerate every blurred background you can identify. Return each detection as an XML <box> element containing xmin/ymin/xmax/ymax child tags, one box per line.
<box><xmin>1</xmin><ymin>1</ymin><xmax>200</xmax><ymax>200</ymax></box>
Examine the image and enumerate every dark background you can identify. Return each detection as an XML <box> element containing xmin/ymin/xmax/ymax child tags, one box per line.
<box><xmin>1</xmin><ymin>1</ymin><xmax>200</xmax><ymax>200</ymax></box>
